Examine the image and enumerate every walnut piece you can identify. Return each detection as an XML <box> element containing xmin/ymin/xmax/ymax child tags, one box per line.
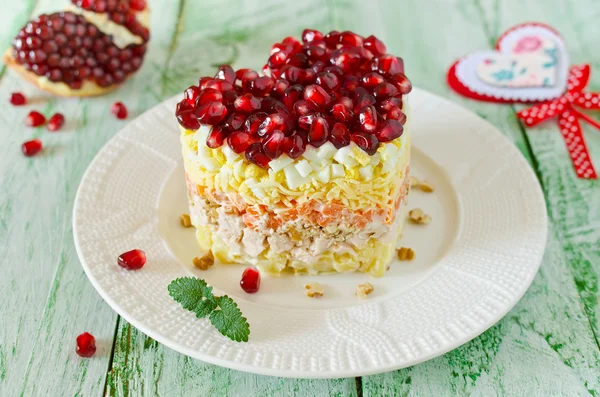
<box><xmin>397</xmin><ymin>247</ymin><xmax>415</xmax><ymax>261</ymax></box>
<box><xmin>180</xmin><ymin>213</ymin><xmax>193</xmax><ymax>228</ymax></box>
<box><xmin>193</xmin><ymin>251</ymin><xmax>214</xmax><ymax>270</ymax></box>
<box><xmin>305</xmin><ymin>282</ymin><xmax>324</xmax><ymax>298</ymax></box>
<box><xmin>409</xmin><ymin>208</ymin><xmax>431</xmax><ymax>224</ymax></box>
<box><xmin>356</xmin><ymin>282</ymin><xmax>374</xmax><ymax>299</ymax></box>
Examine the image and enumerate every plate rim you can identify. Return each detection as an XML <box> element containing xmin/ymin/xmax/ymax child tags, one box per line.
<box><xmin>73</xmin><ymin>87</ymin><xmax>548</xmax><ymax>379</ymax></box>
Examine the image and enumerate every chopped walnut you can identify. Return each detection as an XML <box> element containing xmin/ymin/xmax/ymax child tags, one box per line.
<box><xmin>304</xmin><ymin>282</ymin><xmax>324</xmax><ymax>298</ymax></box>
<box><xmin>409</xmin><ymin>208</ymin><xmax>431</xmax><ymax>224</ymax></box>
<box><xmin>193</xmin><ymin>251</ymin><xmax>214</xmax><ymax>270</ymax></box>
<box><xmin>356</xmin><ymin>282</ymin><xmax>374</xmax><ymax>299</ymax></box>
<box><xmin>418</xmin><ymin>180</ymin><xmax>435</xmax><ymax>193</ymax></box>
<box><xmin>180</xmin><ymin>213</ymin><xmax>193</xmax><ymax>228</ymax></box>
<box><xmin>397</xmin><ymin>247</ymin><xmax>415</xmax><ymax>261</ymax></box>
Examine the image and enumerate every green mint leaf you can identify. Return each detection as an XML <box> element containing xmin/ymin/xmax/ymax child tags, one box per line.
<box><xmin>209</xmin><ymin>295</ymin><xmax>250</xmax><ymax>342</ymax></box>
<box><xmin>168</xmin><ymin>277</ymin><xmax>217</xmax><ymax>318</ymax></box>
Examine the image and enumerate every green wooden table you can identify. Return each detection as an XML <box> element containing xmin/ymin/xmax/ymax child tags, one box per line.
<box><xmin>1</xmin><ymin>0</ymin><xmax>599</xmax><ymax>395</ymax></box>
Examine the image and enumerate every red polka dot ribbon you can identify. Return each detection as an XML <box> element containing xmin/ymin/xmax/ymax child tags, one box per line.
<box><xmin>518</xmin><ymin>64</ymin><xmax>598</xmax><ymax>179</ymax></box>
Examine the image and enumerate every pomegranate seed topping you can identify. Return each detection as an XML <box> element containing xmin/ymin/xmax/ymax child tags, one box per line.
<box><xmin>47</xmin><ymin>113</ymin><xmax>65</xmax><ymax>131</ymax></box>
<box><xmin>378</xmin><ymin>97</ymin><xmax>403</xmax><ymax>113</ymax></box>
<box><xmin>244</xmin><ymin>112</ymin><xmax>268</xmax><ymax>136</ymax></box>
<box><xmin>199</xmin><ymin>76</ymin><xmax>212</xmax><ymax>89</ymax></box>
<box><xmin>222</xmin><ymin>90</ymin><xmax>238</xmax><ymax>107</ymax></box>
<box><xmin>330</xmin><ymin>48</ymin><xmax>362</xmax><ymax>73</ymax></box>
<box><xmin>336</xmin><ymin>96</ymin><xmax>353</xmax><ymax>109</ymax></box>
<box><xmin>304</xmin><ymin>84</ymin><xmax>331</xmax><ymax>110</ymax></box>
<box><xmin>245</xmin><ymin>142</ymin><xmax>270</xmax><ymax>168</ymax></box>
<box><xmin>283</xmin><ymin>84</ymin><xmax>304</xmax><ymax>110</ymax></box>
<box><xmin>268</xmin><ymin>50</ymin><xmax>288</xmax><ymax>69</ymax></box>
<box><xmin>386</xmin><ymin>106</ymin><xmax>406</xmax><ymax>124</ymax></box>
<box><xmin>258</xmin><ymin>113</ymin><xmax>290</xmax><ymax>136</ymax></box>
<box><xmin>235</xmin><ymin>68</ymin><xmax>251</xmax><ymax>81</ymax></box>
<box><xmin>361</xmin><ymin>72</ymin><xmax>385</xmax><ymax>89</ymax></box>
<box><xmin>354</xmin><ymin>93</ymin><xmax>376</xmax><ymax>113</ymax></box>
<box><xmin>196</xmin><ymin>101</ymin><xmax>228</xmax><ymax>125</ymax></box>
<box><xmin>118</xmin><ymin>249</ymin><xmax>146</xmax><ymax>270</ymax></box>
<box><xmin>302</xmin><ymin>29</ymin><xmax>324</xmax><ymax>43</ymax></box>
<box><xmin>282</xmin><ymin>36</ymin><xmax>302</xmax><ymax>52</ymax></box>
<box><xmin>280</xmin><ymin>65</ymin><xmax>302</xmax><ymax>83</ymax></box>
<box><xmin>373</xmin><ymin>82</ymin><xmax>399</xmax><ymax>100</ymax></box>
<box><xmin>10</xmin><ymin>92</ymin><xmax>26</xmax><ymax>106</ymax></box>
<box><xmin>389</xmin><ymin>73</ymin><xmax>412</xmax><ymax>94</ymax></box>
<box><xmin>129</xmin><ymin>0</ymin><xmax>147</xmax><ymax>11</ymax></box>
<box><xmin>359</xmin><ymin>105</ymin><xmax>378</xmax><ymax>133</ymax></box>
<box><xmin>215</xmin><ymin>64</ymin><xmax>236</xmax><ymax>84</ymax></box>
<box><xmin>240</xmin><ymin>267</ymin><xmax>261</xmax><ymax>293</ymax></box>
<box><xmin>249</xmin><ymin>76</ymin><xmax>275</xmax><ymax>97</ymax></box>
<box><xmin>297</xmin><ymin>113</ymin><xmax>321</xmax><ymax>130</ymax></box>
<box><xmin>331</xmin><ymin>103</ymin><xmax>354</xmax><ymax>122</ymax></box>
<box><xmin>315</xmin><ymin>71</ymin><xmax>340</xmax><ymax>92</ymax></box>
<box><xmin>343</xmin><ymin>75</ymin><xmax>360</xmax><ymax>92</ymax></box>
<box><xmin>288</xmin><ymin>52</ymin><xmax>309</xmax><ymax>67</ymax></box>
<box><xmin>351</xmin><ymin>132</ymin><xmax>379</xmax><ymax>155</ymax></box>
<box><xmin>21</xmin><ymin>139</ymin><xmax>43</xmax><ymax>156</ymax></box>
<box><xmin>308</xmin><ymin>116</ymin><xmax>329</xmax><ymax>147</ymax></box>
<box><xmin>25</xmin><ymin>111</ymin><xmax>46</xmax><ymax>127</ymax></box>
<box><xmin>262</xmin><ymin>130</ymin><xmax>285</xmax><ymax>159</ymax></box>
<box><xmin>228</xmin><ymin>131</ymin><xmax>254</xmax><ymax>153</ymax></box>
<box><xmin>206</xmin><ymin>125</ymin><xmax>229</xmax><ymax>148</ymax></box>
<box><xmin>293</xmin><ymin>100</ymin><xmax>312</xmax><ymax>117</ymax></box>
<box><xmin>111</xmin><ymin>102</ymin><xmax>128</xmax><ymax>119</ymax></box>
<box><xmin>376</xmin><ymin>119</ymin><xmax>404</xmax><ymax>142</ymax></box>
<box><xmin>329</xmin><ymin>122</ymin><xmax>351</xmax><ymax>148</ymax></box>
<box><xmin>271</xmin><ymin>79</ymin><xmax>290</xmax><ymax>99</ymax></box>
<box><xmin>304</xmin><ymin>45</ymin><xmax>328</xmax><ymax>63</ymax></box>
<box><xmin>223</xmin><ymin>112</ymin><xmax>246</xmax><ymax>132</ymax></box>
<box><xmin>176</xmin><ymin>107</ymin><xmax>200</xmax><ymax>130</ymax></box>
<box><xmin>270</xmin><ymin>43</ymin><xmax>290</xmax><ymax>55</ymax></box>
<box><xmin>184</xmin><ymin>85</ymin><xmax>202</xmax><ymax>105</ymax></box>
<box><xmin>234</xmin><ymin>93</ymin><xmax>261</xmax><ymax>113</ymax></box>
<box><xmin>206</xmin><ymin>79</ymin><xmax>234</xmax><ymax>92</ymax></box>
<box><xmin>324</xmin><ymin>30</ymin><xmax>340</xmax><ymax>48</ymax></box>
<box><xmin>283</xmin><ymin>134</ymin><xmax>306</xmax><ymax>159</ymax></box>
<box><xmin>339</xmin><ymin>31</ymin><xmax>363</xmax><ymax>47</ymax></box>
<box><xmin>195</xmin><ymin>88</ymin><xmax>223</xmax><ymax>107</ymax></box>
<box><xmin>75</xmin><ymin>332</ymin><xmax>96</xmax><ymax>358</ymax></box>
<box><xmin>371</xmin><ymin>54</ymin><xmax>403</xmax><ymax>76</ymax></box>
<box><xmin>363</xmin><ymin>35</ymin><xmax>386</xmax><ymax>56</ymax></box>
<box><xmin>298</xmin><ymin>68</ymin><xmax>316</xmax><ymax>85</ymax></box>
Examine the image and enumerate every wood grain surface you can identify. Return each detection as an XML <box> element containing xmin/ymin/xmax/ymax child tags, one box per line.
<box><xmin>0</xmin><ymin>0</ymin><xmax>598</xmax><ymax>396</ymax></box>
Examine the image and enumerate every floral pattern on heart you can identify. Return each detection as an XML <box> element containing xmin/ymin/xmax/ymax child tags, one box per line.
<box><xmin>476</xmin><ymin>35</ymin><xmax>559</xmax><ymax>88</ymax></box>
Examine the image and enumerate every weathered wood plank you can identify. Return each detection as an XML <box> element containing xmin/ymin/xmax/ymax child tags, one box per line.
<box><xmin>356</xmin><ymin>0</ymin><xmax>600</xmax><ymax>395</ymax></box>
<box><xmin>0</xmin><ymin>0</ymin><xmax>181</xmax><ymax>395</ymax></box>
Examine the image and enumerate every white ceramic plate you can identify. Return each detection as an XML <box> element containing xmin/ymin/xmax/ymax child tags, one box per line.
<box><xmin>73</xmin><ymin>88</ymin><xmax>547</xmax><ymax>378</ymax></box>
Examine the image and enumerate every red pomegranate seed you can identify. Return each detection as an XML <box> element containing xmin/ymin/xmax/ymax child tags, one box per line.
<box><xmin>206</xmin><ymin>79</ymin><xmax>234</xmax><ymax>92</ymax></box>
<box><xmin>329</xmin><ymin>122</ymin><xmax>351</xmax><ymax>148</ymax></box>
<box><xmin>298</xmin><ymin>68</ymin><xmax>316</xmax><ymax>85</ymax></box>
<box><xmin>176</xmin><ymin>107</ymin><xmax>200</xmax><ymax>130</ymax></box>
<box><xmin>223</xmin><ymin>112</ymin><xmax>246</xmax><ymax>132</ymax></box>
<box><xmin>22</xmin><ymin>139</ymin><xmax>43</xmax><ymax>156</ymax></box>
<box><xmin>234</xmin><ymin>93</ymin><xmax>261</xmax><ymax>113</ymax></box>
<box><xmin>228</xmin><ymin>131</ymin><xmax>253</xmax><ymax>153</ymax></box>
<box><xmin>47</xmin><ymin>113</ymin><xmax>65</xmax><ymax>131</ymax></box>
<box><xmin>293</xmin><ymin>100</ymin><xmax>312</xmax><ymax>117</ymax></box>
<box><xmin>302</xmin><ymin>29</ymin><xmax>324</xmax><ymax>43</ymax></box>
<box><xmin>359</xmin><ymin>105</ymin><xmax>378</xmax><ymax>133</ymax></box>
<box><xmin>330</xmin><ymin>48</ymin><xmax>362</xmax><ymax>73</ymax></box>
<box><xmin>258</xmin><ymin>113</ymin><xmax>290</xmax><ymax>136</ymax></box>
<box><xmin>389</xmin><ymin>73</ymin><xmax>412</xmax><ymax>94</ymax></box>
<box><xmin>75</xmin><ymin>332</ymin><xmax>96</xmax><ymax>358</ymax></box>
<box><xmin>324</xmin><ymin>30</ymin><xmax>340</xmax><ymax>48</ymax></box>
<box><xmin>268</xmin><ymin>50</ymin><xmax>288</xmax><ymax>69</ymax></box>
<box><xmin>308</xmin><ymin>116</ymin><xmax>329</xmax><ymax>147</ymax></box>
<box><xmin>354</xmin><ymin>93</ymin><xmax>376</xmax><ymax>113</ymax></box>
<box><xmin>283</xmin><ymin>135</ymin><xmax>306</xmax><ymax>159</ymax></box>
<box><xmin>10</xmin><ymin>92</ymin><xmax>26</xmax><ymax>106</ymax></box>
<box><xmin>196</xmin><ymin>101</ymin><xmax>228</xmax><ymax>125</ymax></box>
<box><xmin>304</xmin><ymin>84</ymin><xmax>331</xmax><ymax>110</ymax></box>
<box><xmin>332</xmin><ymin>103</ymin><xmax>354</xmax><ymax>122</ymax></box>
<box><xmin>215</xmin><ymin>64</ymin><xmax>236</xmax><ymax>84</ymax></box>
<box><xmin>262</xmin><ymin>130</ymin><xmax>285</xmax><ymax>159</ymax></box>
<box><xmin>281</xmin><ymin>65</ymin><xmax>302</xmax><ymax>84</ymax></box>
<box><xmin>360</xmin><ymin>72</ymin><xmax>385</xmax><ymax>89</ymax></box>
<box><xmin>25</xmin><ymin>110</ymin><xmax>46</xmax><ymax>127</ymax></box>
<box><xmin>270</xmin><ymin>42</ymin><xmax>289</xmax><ymax>55</ymax></box>
<box><xmin>386</xmin><ymin>106</ymin><xmax>406</xmax><ymax>124</ymax></box>
<box><xmin>304</xmin><ymin>45</ymin><xmax>328</xmax><ymax>63</ymax></box>
<box><xmin>315</xmin><ymin>71</ymin><xmax>340</xmax><ymax>92</ymax></box>
<box><xmin>206</xmin><ymin>125</ymin><xmax>229</xmax><ymax>148</ymax></box>
<box><xmin>240</xmin><ymin>267</ymin><xmax>260</xmax><ymax>293</ymax></box>
<box><xmin>111</xmin><ymin>102</ymin><xmax>128</xmax><ymax>119</ymax></box>
<box><xmin>271</xmin><ymin>79</ymin><xmax>290</xmax><ymax>99</ymax></box>
<box><xmin>288</xmin><ymin>52</ymin><xmax>308</xmax><ymax>68</ymax></box>
<box><xmin>222</xmin><ymin>90</ymin><xmax>238</xmax><ymax>107</ymax></box>
<box><xmin>235</xmin><ymin>68</ymin><xmax>251</xmax><ymax>81</ymax></box>
<box><xmin>199</xmin><ymin>76</ymin><xmax>212</xmax><ymax>89</ymax></box>
<box><xmin>118</xmin><ymin>249</ymin><xmax>146</xmax><ymax>270</ymax></box>
<box><xmin>373</xmin><ymin>82</ymin><xmax>399</xmax><ymax>100</ymax></box>
<box><xmin>342</xmin><ymin>75</ymin><xmax>360</xmax><ymax>92</ymax></box>
<box><xmin>378</xmin><ymin>97</ymin><xmax>403</xmax><ymax>113</ymax></box>
<box><xmin>184</xmin><ymin>85</ymin><xmax>202</xmax><ymax>105</ymax></box>
<box><xmin>376</xmin><ymin>119</ymin><xmax>404</xmax><ymax>142</ymax></box>
<box><xmin>339</xmin><ymin>31</ymin><xmax>363</xmax><ymax>47</ymax></box>
<box><xmin>283</xmin><ymin>84</ymin><xmax>304</xmax><ymax>110</ymax></box>
<box><xmin>298</xmin><ymin>113</ymin><xmax>321</xmax><ymax>130</ymax></box>
<box><xmin>336</xmin><ymin>96</ymin><xmax>353</xmax><ymax>109</ymax></box>
<box><xmin>363</xmin><ymin>35</ymin><xmax>386</xmax><ymax>56</ymax></box>
<box><xmin>371</xmin><ymin>54</ymin><xmax>403</xmax><ymax>76</ymax></box>
<box><xmin>282</xmin><ymin>36</ymin><xmax>302</xmax><ymax>52</ymax></box>
<box><xmin>245</xmin><ymin>142</ymin><xmax>270</xmax><ymax>168</ymax></box>
<box><xmin>351</xmin><ymin>132</ymin><xmax>379</xmax><ymax>155</ymax></box>
<box><xmin>197</xmin><ymin>88</ymin><xmax>223</xmax><ymax>106</ymax></box>
<box><xmin>244</xmin><ymin>112</ymin><xmax>268</xmax><ymax>136</ymax></box>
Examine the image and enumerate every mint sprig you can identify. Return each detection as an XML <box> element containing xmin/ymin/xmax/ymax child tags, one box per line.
<box><xmin>168</xmin><ymin>277</ymin><xmax>250</xmax><ymax>342</ymax></box>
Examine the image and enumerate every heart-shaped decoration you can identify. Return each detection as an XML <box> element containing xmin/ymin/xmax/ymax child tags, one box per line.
<box><xmin>448</xmin><ymin>23</ymin><xmax>569</xmax><ymax>103</ymax></box>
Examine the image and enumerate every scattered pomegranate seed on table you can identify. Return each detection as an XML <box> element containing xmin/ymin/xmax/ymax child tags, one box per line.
<box><xmin>75</xmin><ymin>332</ymin><xmax>96</xmax><ymax>358</ymax></box>
<box><xmin>117</xmin><ymin>249</ymin><xmax>146</xmax><ymax>270</ymax></box>
<box><xmin>47</xmin><ymin>113</ymin><xmax>65</xmax><ymax>131</ymax></box>
<box><xmin>25</xmin><ymin>111</ymin><xmax>46</xmax><ymax>127</ymax></box>
<box><xmin>240</xmin><ymin>267</ymin><xmax>261</xmax><ymax>293</ymax></box>
<box><xmin>21</xmin><ymin>139</ymin><xmax>43</xmax><ymax>157</ymax></box>
<box><xmin>10</xmin><ymin>92</ymin><xmax>26</xmax><ymax>106</ymax></box>
<box><xmin>173</xmin><ymin>29</ymin><xmax>412</xmax><ymax>168</ymax></box>
<box><xmin>111</xmin><ymin>102</ymin><xmax>128</xmax><ymax>119</ymax></box>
